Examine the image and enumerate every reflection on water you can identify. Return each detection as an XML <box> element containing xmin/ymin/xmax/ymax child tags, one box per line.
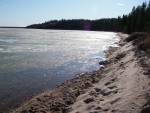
<box><xmin>0</xmin><ymin>28</ymin><xmax>119</xmax><ymax>112</ymax></box>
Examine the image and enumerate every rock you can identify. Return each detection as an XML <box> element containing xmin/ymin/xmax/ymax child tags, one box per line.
<box><xmin>89</xmin><ymin>90</ymin><xmax>97</xmax><ymax>96</ymax></box>
<box><xmin>107</xmin><ymin>85</ymin><xmax>117</xmax><ymax>89</ymax></box>
<box><xmin>110</xmin><ymin>98</ymin><xmax>121</xmax><ymax>104</ymax></box>
<box><xmin>111</xmin><ymin>109</ymin><xmax>118</xmax><ymax>112</ymax></box>
<box><xmin>111</xmin><ymin>78</ymin><xmax>116</xmax><ymax>82</ymax></box>
<box><xmin>104</xmin><ymin>81</ymin><xmax>112</xmax><ymax>86</ymax></box>
<box><xmin>62</xmin><ymin>107</ymin><xmax>72</xmax><ymax>113</ymax></box>
<box><xmin>86</xmin><ymin>104</ymin><xmax>96</xmax><ymax>110</ymax></box>
<box><xmin>99</xmin><ymin>60</ymin><xmax>110</xmax><ymax>65</ymax></box>
<box><xmin>83</xmin><ymin>97</ymin><xmax>94</xmax><ymax>104</ymax></box>
<box><xmin>95</xmin><ymin>88</ymin><xmax>101</xmax><ymax>92</ymax></box>
<box><xmin>84</xmin><ymin>81</ymin><xmax>92</xmax><ymax>88</ymax></box>
<box><xmin>91</xmin><ymin>76</ymin><xmax>99</xmax><ymax>83</ymax></box>
<box><xmin>104</xmin><ymin>78</ymin><xmax>116</xmax><ymax>86</ymax></box>
<box><xmin>36</xmin><ymin>97</ymin><xmax>41</xmax><ymax>101</ymax></box>
<box><xmin>50</xmin><ymin>101</ymin><xmax>68</xmax><ymax>111</ymax></box>
<box><xmin>65</xmin><ymin>97</ymin><xmax>75</xmax><ymax>105</ymax></box>
<box><xmin>90</xmin><ymin>111</ymin><xmax>99</xmax><ymax>113</ymax></box>
<box><xmin>115</xmin><ymin>53</ymin><xmax>126</xmax><ymax>60</ymax></box>
<box><xmin>111</xmin><ymin>90</ymin><xmax>118</xmax><ymax>94</ymax></box>
<box><xmin>101</xmin><ymin>89</ymin><xmax>111</xmax><ymax>96</ymax></box>
<box><xmin>103</xmin><ymin>107</ymin><xmax>109</xmax><ymax>111</ymax></box>
<box><xmin>74</xmin><ymin>89</ymin><xmax>80</xmax><ymax>97</ymax></box>
<box><xmin>95</xmin><ymin>106</ymin><xmax>102</xmax><ymax>110</ymax></box>
<box><xmin>99</xmin><ymin>98</ymin><xmax>104</xmax><ymax>101</ymax></box>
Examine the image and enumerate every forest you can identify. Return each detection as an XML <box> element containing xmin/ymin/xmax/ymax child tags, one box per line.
<box><xmin>27</xmin><ymin>2</ymin><xmax>150</xmax><ymax>34</ymax></box>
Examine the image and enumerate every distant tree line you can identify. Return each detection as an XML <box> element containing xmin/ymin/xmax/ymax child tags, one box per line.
<box><xmin>27</xmin><ymin>2</ymin><xmax>150</xmax><ymax>34</ymax></box>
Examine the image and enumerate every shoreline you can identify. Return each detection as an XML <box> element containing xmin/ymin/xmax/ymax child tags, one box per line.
<box><xmin>12</xmin><ymin>33</ymin><xmax>150</xmax><ymax>113</ymax></box>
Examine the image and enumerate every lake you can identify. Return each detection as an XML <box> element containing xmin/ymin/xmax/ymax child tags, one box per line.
<box><xmin>0</xmin><ymin>28</ymin><xmax>119</xmax><ymax>112</ymax></box>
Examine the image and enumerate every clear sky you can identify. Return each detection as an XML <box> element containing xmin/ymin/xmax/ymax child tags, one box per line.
<box><xmin>0</xmin><ymin>0</ymin><xmax>149</xmax><ymax>27</ymax></box>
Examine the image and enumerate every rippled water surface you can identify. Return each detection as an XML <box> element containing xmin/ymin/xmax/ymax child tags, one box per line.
<box><xmin>0</xmin><ymin>28</ymin><xmax>119</xmax><ymax>112</ymax></box>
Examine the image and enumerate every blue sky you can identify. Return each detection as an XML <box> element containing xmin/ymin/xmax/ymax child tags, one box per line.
<box><xmin>0</xmin><ymin>0</ymin><xmax>149</xmax><ymax>27</ymax></box>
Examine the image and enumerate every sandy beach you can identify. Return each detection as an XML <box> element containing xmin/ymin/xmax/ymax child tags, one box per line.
<box><xmin>12</xmin><ymin>33</ymin><xmax>150</xmax><ymax>113</ymax></box>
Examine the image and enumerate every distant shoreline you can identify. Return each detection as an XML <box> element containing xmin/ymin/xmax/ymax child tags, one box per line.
<box><xmin>0</xmin><ymin>27</ymin><xmax>25</xmax><ymax>28</ymax></box>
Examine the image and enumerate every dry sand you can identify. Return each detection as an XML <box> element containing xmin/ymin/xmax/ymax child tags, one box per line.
<box><xmin>11</xmin><ymin>33</ymin><xmax>150</xmax><ymax>113</ymax></box>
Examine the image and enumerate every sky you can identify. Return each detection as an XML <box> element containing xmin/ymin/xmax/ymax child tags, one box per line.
<box><xmin>0</xmin><ymin>0</ymin><xmax>149</xmax><ymax>27</ymax></box>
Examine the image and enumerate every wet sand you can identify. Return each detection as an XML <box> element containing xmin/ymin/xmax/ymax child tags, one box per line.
<box><xmin>12</xmin><ymin>33</ymin><xmax>150</xmax><ymax>113</ymax></box>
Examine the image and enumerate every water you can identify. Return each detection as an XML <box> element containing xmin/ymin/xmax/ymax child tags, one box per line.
<box><xmin>0</xmin><ymin>28</ymin><xmax>119</xmax><ymax>112</ymax></box>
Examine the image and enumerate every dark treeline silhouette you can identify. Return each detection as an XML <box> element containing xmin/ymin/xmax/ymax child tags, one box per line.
<box><xmin>27</xmin><ymin>2</ymin><xmax>150</xmax><ymax>34</ymax></box>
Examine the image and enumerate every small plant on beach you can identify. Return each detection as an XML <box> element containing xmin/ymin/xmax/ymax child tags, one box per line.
<box><xmin>126</xmin><ymin>32</ymin><xmax>148</xmax><ymax>42</ymax></box>
<box><xmin>126</xmin><ymin>32</ymin><xmax>150</xmax><ymax>51</ymax></box>
<box><xmin>136</xmin><ymin>37</ymin><xmax>150</xmax><ymax>51</ymax></box>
